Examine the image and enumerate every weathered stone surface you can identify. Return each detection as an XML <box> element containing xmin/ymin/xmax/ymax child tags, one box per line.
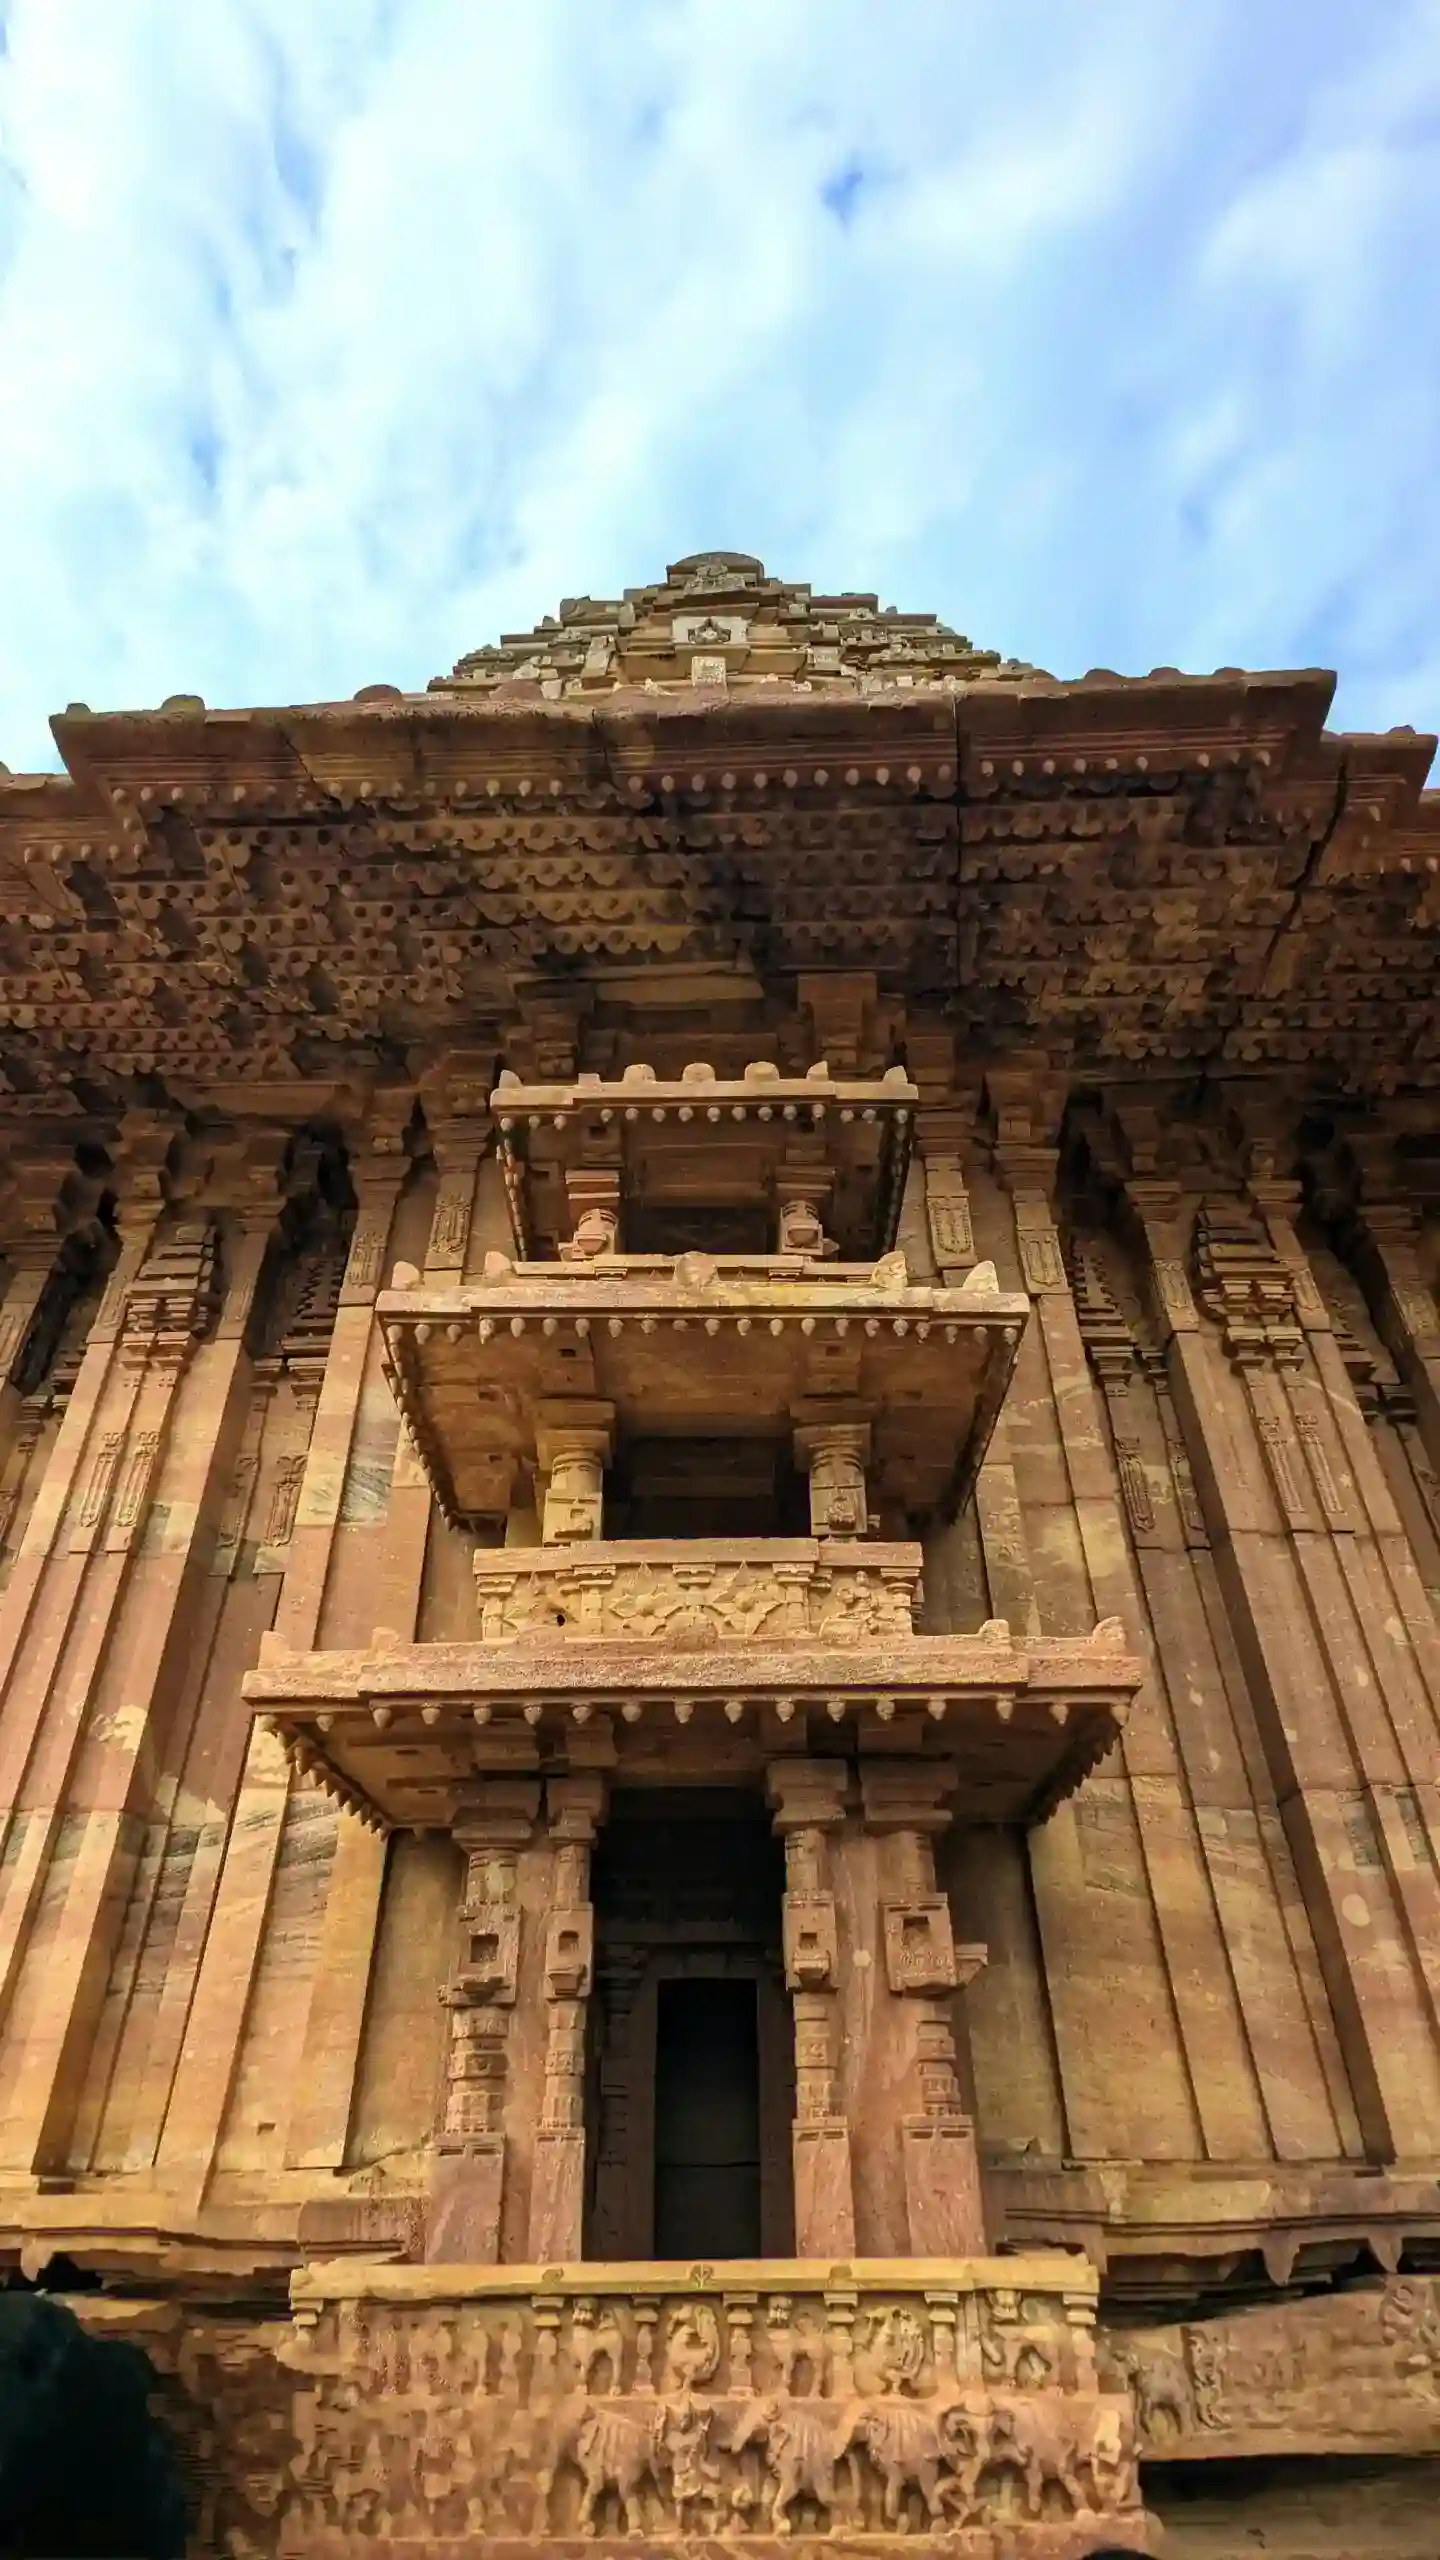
<box><xmin>276</xmin><ymin>2256</ymin><xmax>1155</xmax><ymax>2552</ymax></box>
<box><xmin>0</xmin><ymin>561</ymin><xmax>1436</xmax><ymax>2550</ymax></box>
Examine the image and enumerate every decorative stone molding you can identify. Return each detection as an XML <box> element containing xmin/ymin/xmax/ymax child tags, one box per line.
<box><xmin>475</xmin><ymin>1538</ymin><xmax>918</xmax><ymax>1646</ymax></box>
<box><xmin>247</xmin><ymin>1615</ymin><xmax>1141</xmax><ymax>1834</ymax></box>
<box><xmin>279</xmin><ymin>2256</ymin><xmax>1155</xmax><ymax>2551</ymax></box>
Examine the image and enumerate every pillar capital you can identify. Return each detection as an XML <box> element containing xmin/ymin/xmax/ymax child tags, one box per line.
<box><xmin>766</xmin><ymin>1757</ymin><xmax>849</xmax><ymax>1835</ymax></box>
<box><xmin>792</xmin><ymin>1420</ymin><xmax>871</xmax><ymax>1538</ymax></box>
<box><xmin>545</xmin><ymin>1770</ymin><xmax>607</xmax><ymax>1844</ymax></box>
<box><xmin>859</xmin><ymin>1761</ymin><xmax>956</xmax><ymax>1838</ymax></box>
<box><xmin>452</xmin><ymin>1777</ymin><xmax>542</xmax><ymax>1858</ymax></box>
<box><xmin>535</xmin><ymin>1400</ymin><xmax>615</xmax><ymax>1543</ymax></box>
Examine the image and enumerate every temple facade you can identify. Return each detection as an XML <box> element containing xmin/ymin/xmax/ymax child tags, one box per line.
<box><xmin>0</xmin><ymin>551</ymin><xmax>1436</xmax><ymax>2553</ymax></box>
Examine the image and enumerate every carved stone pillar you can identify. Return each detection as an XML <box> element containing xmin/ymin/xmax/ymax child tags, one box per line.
<box><xmin>536</xmin><ymin>1402</ymin><xmax>614</xmax><ymax>1544</ymax></box>
<box><xmin>859</xmin><ymin>1763</ymin><xmax>988</xmax><ymax>2255</ymax></box>
<box><xmin>424</xmin><ymin>1105</ymin><xmax>490</xmax><ymax>1283</ymax></box>
<box><xmin>774</xmin><ymin>1144</ymin><xmax>834</xmax><ymax>1258</ymax></box>
<box><xmin>429</xmin><ymin>1777</ymin><xmax>541</xmax><ymax>2263</ymax></box>
<box><xmin>793</xmin><ymin>1421</ymin><xmax>871</xmax><ymax>1540</ymax></box>
<box><xmin>527</xmin><ymin>1771</ymin><xmax>606</xmax><ymax>2261</ymax></box>
<box><xmin>559</xmin><ymin>1165</ymin><xmax>620</xmax><ymax>1263</ymax></box>
<box><xmin>917</xmin><ymin>1106</ymin><xmax>979</xmax><ymax>1280</ymax></box>
<box><xmin>767</xmin><ymin>1758</ymin><xmax>856</xmax><ymax>2258</ymax></box>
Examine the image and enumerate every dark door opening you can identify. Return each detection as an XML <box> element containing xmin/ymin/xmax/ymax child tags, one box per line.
<box><xmin>653</xmin><ymin>1978</ymin><xmax>762</xmax><ymax>2260</ymax></box>
<box><xmin>585</xmin><ymin>1788</ymin><xmax>794</xmax><ymax>2259</ymax></box>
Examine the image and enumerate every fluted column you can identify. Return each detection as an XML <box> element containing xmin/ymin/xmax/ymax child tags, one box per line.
<box><xmin>155</xmin><ymin>1100</ymin><xmax>413</xmax><ymax>2206</ymax></box>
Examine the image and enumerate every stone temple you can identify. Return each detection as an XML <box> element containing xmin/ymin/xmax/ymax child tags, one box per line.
<box><xmin>0</xmin><ymin>550</ymin><xmax>1436</xmax><ymax>2555</ymax></box>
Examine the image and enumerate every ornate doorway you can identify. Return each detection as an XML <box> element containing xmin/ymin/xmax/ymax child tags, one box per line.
<box><xmin>584</xmin><ymin>1788</ymin><xmax>795</xmax><ymax>2260</ymax></box>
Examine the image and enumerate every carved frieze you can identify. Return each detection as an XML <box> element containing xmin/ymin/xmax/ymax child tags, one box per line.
<box><xmin>473</xmin><ymin>1539</ymin><xmax>922</xmax><ymax>1645</ymax></box>
<box><xmin>278</xmin><ymin>2263</ymin><xmax>1154</xmax><ymax>2550</ymax></box>
<box><xmin>1103</xmin><ymin>2275</ymin><xmax>1440</xmax><ymax>2459</ymax></box>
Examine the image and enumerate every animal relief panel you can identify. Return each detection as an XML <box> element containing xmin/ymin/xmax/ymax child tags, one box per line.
<box><xmin>280</xmin><ymin>2264</ymin><xmax>1157</xmax><ymax>2555</ymax></box>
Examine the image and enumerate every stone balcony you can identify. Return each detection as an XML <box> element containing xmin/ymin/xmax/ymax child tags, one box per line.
<box><xmin>377</xmin><ymin>1251</ymin><xmax>1027</xmax><ymax>1530</ymax></box>
<box><xmin>243</xmin><ymin>1611</ymin><xmax>1141</xmax><ymax>1834</ymax></box>
<box><xmin>489</xmin><ymin>1057</ymin><xmax>919</xmax><ymax>1263</ymax></box>
<box><xmin>277</xmin><ymin>2252</ymin><xmax>1158</xmax><ymax>2553</ymax></box>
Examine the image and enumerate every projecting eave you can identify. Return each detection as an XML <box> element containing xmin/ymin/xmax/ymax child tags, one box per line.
<box><xmin>0</xmin><ymin>665</ymin><xmax>1428</xmax><ymax>898</ymax></box>
<box><xmin>242</xmin><ymin>1617</ymin><xmax>1143</xmax><ymax>1833</ymax></box>
<box><xmin>26</xmin><ymin>659</ymin><xmax>1351</xmax><ymax>799</ymax></box>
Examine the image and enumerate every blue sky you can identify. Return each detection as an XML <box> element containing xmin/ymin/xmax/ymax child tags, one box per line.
<box><xmin>0</xmin><ymin>0</ymin><xmax>1437</xmax><ymax>774</ymax></box>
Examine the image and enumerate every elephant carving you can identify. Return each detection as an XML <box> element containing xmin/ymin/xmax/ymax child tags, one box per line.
<box><xmin>983</xmin><ymin>2398</ymin><xmax>1085</xmax><ymax>2519</ymax></box>
<box><xmin>728</xmin><ymin>2397</ymin><xmax>849</xmax><ymax>2536</ymax></box>
<box><xmin>837</xmin><ymin>2399</ymin><xmax>977</xmax><ymax>2529</ymax></box>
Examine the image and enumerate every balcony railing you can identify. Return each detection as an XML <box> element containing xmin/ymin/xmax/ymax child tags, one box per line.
<box><xmin>473</xmin><ymin>1537</ymin><xmax>921</xmax><ymax>1646</ymax></box>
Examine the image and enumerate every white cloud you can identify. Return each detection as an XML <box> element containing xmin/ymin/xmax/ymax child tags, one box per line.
<box><xmin>0</xmin><ymin>0</ymin><xmax>1437</xmax><ymax>772</ymax></box>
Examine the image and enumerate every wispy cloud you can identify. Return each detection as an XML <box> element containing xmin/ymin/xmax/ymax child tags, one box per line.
<box><xmin>0</xmin><ymin>0</ymin><xmax>1436</xmax><ymax>773</ymax></box>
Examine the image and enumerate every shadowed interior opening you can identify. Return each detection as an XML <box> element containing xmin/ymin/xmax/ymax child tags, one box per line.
<box><xmin>584</xmin><ymin>1788</ymin><xmax>794</xmax><ymax>2260</ymax></box>
<box><xmin>654</xmin><ymin>1977</ymin><xmax>763</xmax><ymax>2260</ymax></box>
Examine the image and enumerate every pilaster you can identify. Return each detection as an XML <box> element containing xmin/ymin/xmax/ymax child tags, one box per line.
<box><xmin>155</xmin><ymin>1097</ymin><xmax>412</xmax><ymax>2208</ymax></box>
<box><xmin>0</xmin><ymin>1116</ymin><xmax>179</xmax><ymax>2090</ymax></box>
<box><xmin>1345</xmin><ymin>1129</ymin><xmax>1440</xmax><ymax>1483</ymax></box>
<box><xmin>0</xmin><ymin>1123</ymin><xmax>293</xmax><ymax>2177</ymax></box>
<box><xmin>1123</xmin><ymin>1138</ymin><xmax>1440</xmax><ymax>2160</ymax></box>
<box><xmin>859</xmin><ymin>1762</ymin><xmax>987</xmax><ymax>2255</ymax></box>
<box><xmin>986</xmin><ymin>1078</ymin><xmax>1235</xmax><ymax>2164</ymax></box>
<box><xmin>916</xmin><ymin>1106</ymin><xmax>979</xmax><ymax>1280</ymax></box>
